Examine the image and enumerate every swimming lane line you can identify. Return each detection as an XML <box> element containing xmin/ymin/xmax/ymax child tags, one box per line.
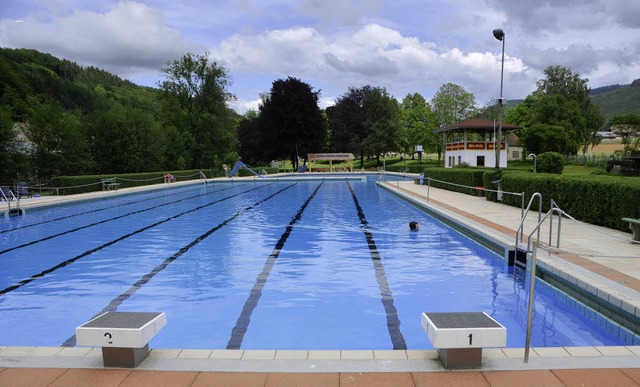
<box><xmin>347</xmin><ymin>182</ymin><xmax>407</xmax><ymax>350</ymax></box>
<box><xmin>226</xmin><ymin>182</ymin><xmax>323</xmax><ymax>350</ymax></box>
<box><xmin>0</xmin><ymin>184</ymin><xmax>269</xmax><ymax>296</ymax></box>
<box><xmin>62</xmin><ymin>183</ymin><xmax>296</xmax><ymax>347</ymax></box>
<box><xmin>0</xmin><ymin>184</ymin><xmax>240</xmax><ymax>255</ymax></box>
<box><xmin>0</xmin><ymin>184</ymin><xmax>216</xmax><ymax>235</ymax></box>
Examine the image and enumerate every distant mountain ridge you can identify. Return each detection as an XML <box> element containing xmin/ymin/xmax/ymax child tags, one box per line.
<box><xmin>589</xmin><ymin>79</ymin><xmax>640</xmax><ymax>121</ymax></box>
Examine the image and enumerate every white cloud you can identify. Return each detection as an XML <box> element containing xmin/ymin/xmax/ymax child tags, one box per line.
<box><xmin>0</xmin><ymin>1</ymin><xmax>201</xmax><ymax>76</ymax></box>
<box><xmin>213</xmin><ymin>23</ymin><xmax>529</xmax><ymax>104</ymax></box>
<box><xmin>1</xmin><ymin>0</ymin><xmax>638</xmax><ymax>112</ymax></box>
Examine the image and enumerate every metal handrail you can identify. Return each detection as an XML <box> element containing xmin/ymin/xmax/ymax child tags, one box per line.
<box><xmin>548</xmin><ymin>200</ymin><xmax>564</xmax><ymax>251</ymax></box>
<box><xmin>1</xmin><ymin>188</ymin><xmax>19</xmax><ymax>215</ymax></box>
<box><xmin>522</xmin><ymin>201</ymin><xmax>567</xmax><ymax>363</ymax></box>
<box><xmin>523</xmin><ymin>208</ymin><xmax>550</xmax><ymax>363</ymax></box>
<box><xmin>515</xmin><ymin>193</ymin><xmax>543</xmax><ymax>247</ymax></box>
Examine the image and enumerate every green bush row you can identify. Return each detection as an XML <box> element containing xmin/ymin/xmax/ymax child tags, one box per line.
<box><xmin>417</xmin><ymin>167</ymin><xmax>639</xmax><ymax>232</ymax></box>
<box><xmin>423</xmin><ymin>167</ymin><xmax>487</xmax><ymax>195</ymax></box>
<box><xmin>386</xmin><ymin>165</ymin><xmax>424</xmax><ymax>173</ymax></box>
<box><xmin>50</xmin><ymin>169</ymin><xmax>214</xmax><ymax>195</ymax></box>
<box><xmin>500</xmin><ymin>171</ymin><xmax>640</xmax><ymax>231</ymax></box>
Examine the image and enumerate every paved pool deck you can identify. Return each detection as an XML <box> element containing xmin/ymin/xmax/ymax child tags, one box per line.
<box><xmin>1</xmin><ymin>176</ymin><xmax>639</xmax><ymax>385</ymax></box>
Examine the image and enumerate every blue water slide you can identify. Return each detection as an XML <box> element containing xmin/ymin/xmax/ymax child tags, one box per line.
<box><xmin>228</xmin><ymin>161</ymin><xmax>261</xmax><ymax>177</ymax></box>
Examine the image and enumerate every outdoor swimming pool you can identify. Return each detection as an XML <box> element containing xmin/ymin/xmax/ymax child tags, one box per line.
<box><xmin>0</xmin><ymin>177</ymin><xmax>631</xmax><ymax>350</ymax></box>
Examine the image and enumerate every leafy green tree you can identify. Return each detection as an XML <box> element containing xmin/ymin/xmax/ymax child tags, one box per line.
<box><xmin>254</xmin><ymin>77</ymin><xmax>326</xmax><ymax>170</ymax></box>
<box><xmin>519</xmin><ymin>123</ymin><xmax>576</xmax><ymax>155</ymax></box>
<box><xmin>400</xmin><ymin>93</ymin><xmax>437</xmax><ymax>157</ymax></box>
<box><xmin>28</xmin><ymin>101</ymin><xmax>93</xmax><ymax>178</ymax></box>
<box><xmin>431</xmin><ymin>83</ymin><xmax>477</xmax><ymax>126</ymax></box>
<box><xmin>362</xmin><ymin>87</ymin><xmax>401</xmax><ymax>164</ymax></box>
<box><xmin>609</xmin><ymin>114</ymin><xmax>640</xmax><ymax>154</ymax></box>
<box><xmin>0</xmin><ymin>109</ymin><xmax>28</xmax><ymax>182</ymax></box>
<box><xmin>520</xmin><ymin>66</ymin><xmax>604</xmax><ymax>154</ymax></box>
<box><xmin>326</xmin><ymin>86</ymin><xmax>374</xmax><ymax>166</ymax></box>
<box><xmin>160</xmin><ymin>52</ymin><xmax>237</xmax><ymax>169</ymax></box>
<box><xmin>88</xmin><ymin>104</ymin><xmax>164</xmax><ymax>174</ymax></box>
<box><xmin>430</xmin><ymin>83</ymin><xmax>477</xmax><ymax>161</ymax></box>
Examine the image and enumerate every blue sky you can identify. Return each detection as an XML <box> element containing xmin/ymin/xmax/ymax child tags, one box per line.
<box><xmin>1</xmin><ymin>0</ymin><xmax>639</xmax><ymax>113</ymax></box>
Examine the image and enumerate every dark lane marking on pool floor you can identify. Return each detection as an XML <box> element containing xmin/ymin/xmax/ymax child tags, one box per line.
<box><xmin>347</xmin><ymin>182</ymin><xmax>407</xmax><ymax>350</ymax></box>
<box><xmin>0</xmin><ymin>184</ymin><xmax>270</xmax><ymax>296</ymax></box>
<box><xmin>0</xmin><ymin>184</ymin><xmax>242</xmax><ymax>255</ymax></box>
<box><xmin>62</xmin><ymin>183</ymin><xmax>297</xmax><ymax>347</ymax></box>
<box><xmin>0</xmin><ymin>184</ymin><xmax>219</xmax><ymax>235</ymax></box>
<box><xmin>226</xmin><ymin>182</ymin><xmax>324</xmax><ymax>350</ymax></box>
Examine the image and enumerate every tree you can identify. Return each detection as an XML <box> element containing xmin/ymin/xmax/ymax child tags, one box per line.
<box><xmin>253</xmin><ymin>77</ymin><xmax>326</xmax><ymax>170</ymax></box>
<box><xmin>362</xmin><ymin>87</ymin><xmax>402</xmax><ymax>164</ymax></box>
<box><xmin>0</xmin><ymin>109</ymin><xmax>24</xmax><ymax>182</ymax></box>
<box><xmin>521</xmin><ymin>66</ymin><xmax>604</xmax><ymax>154</ymax></box>
<box><xmin>28</xmin><ymin>101</ymin><xmax>92</xmax><ymax>178</ymax></box>
<box><xmin>609</xmin><ymin>114</ymin><xmax>640</xmax><ymax>154</ymax></box>
<box><xmin>400</xmin><ymin>93</ymin><xmax>437</xmax><ymax>157</ymax></box>
<box><xmin>431</xmin><ymin>83</ymin><xmax>477</xmax><ymax>126</ymax></box>
<box><xmin>326</xmin><ymin>86</ymin><xmax>374</xmax><ymax>166</ymax></box>
<box><xmin>88</xmin><ymin>104</ymin><xmax>164</xmax><ymax>174</ymax></box>
<box><xmin>430</xmin><ymin>83</ymin><xmax>477</xmax><ymax>161</ymax></box>
<box><xmin>519</xmin><ymin>123</ymin><xmax>576</xmax><ymax>155</ymax></box>
<box><xmin>160</xmin><ymin>52</ymin><xmax>237</xmax><ymax>169</ymax></box>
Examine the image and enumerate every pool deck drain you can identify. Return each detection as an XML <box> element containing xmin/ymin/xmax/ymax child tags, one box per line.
<box><xmin>2</xmin><ymin>176</ymin><xmax>640</xmax><ymax>384</ymax></box>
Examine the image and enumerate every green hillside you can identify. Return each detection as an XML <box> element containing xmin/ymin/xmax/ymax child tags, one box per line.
<box><xmin>590</xmin><ymin>79</ymin><xmax>640</xmax><ymax>121</ymax></box>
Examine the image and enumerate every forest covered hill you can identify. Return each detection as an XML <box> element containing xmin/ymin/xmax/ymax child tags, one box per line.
<box><xmin>590</xmin><ymin>79</ymin><xmax>640</xmax><ymax>121</ymax></box>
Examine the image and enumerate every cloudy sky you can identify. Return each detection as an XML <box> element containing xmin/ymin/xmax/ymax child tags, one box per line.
<box><xmin>1</xmin><ymin>0</ymin><xmax>639</xmax><ymax>113</ymax></box>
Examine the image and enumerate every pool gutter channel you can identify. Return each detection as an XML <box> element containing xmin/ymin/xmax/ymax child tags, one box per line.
<box><xmin>378</xmin><ymin>181</ymin><xmax>640</xmax><ymax>344</ymax></box>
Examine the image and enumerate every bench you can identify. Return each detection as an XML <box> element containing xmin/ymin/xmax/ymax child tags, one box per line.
<box><xmin>421</xmin><ymin>312</ymin><xmax>506</xmax><ymax>369</ymax></box>
<box><xmin>622</xmin><ymin>217</ymin><xmax>640</xmax><ymax>243</ymax></box>
<box><xmin>101</xmin><ymin>178</ymin><xmax>120</xmax><ymax>191</ymax></box>
<box><xmin>76</xmin><ymin>311</ymin><xmax>166</xmax><ymax>367</ymax></box>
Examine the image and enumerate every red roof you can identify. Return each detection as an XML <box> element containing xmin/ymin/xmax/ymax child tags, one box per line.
<box><xmin>437</xmin><ymin>118</ymin><xmax>521</xmax><ymax>132</ymax></box>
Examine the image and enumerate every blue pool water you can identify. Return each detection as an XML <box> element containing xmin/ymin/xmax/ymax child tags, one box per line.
<box><xmin>0</xmin><ymin>177</ymin><xmax>628</xmax><ymax>349</ymax></box>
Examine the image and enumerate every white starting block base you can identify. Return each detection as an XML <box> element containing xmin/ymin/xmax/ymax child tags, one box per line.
<box><xmin>422</xmin><ymin>312</ymin><xmax>506</xmax><ymax>369</ymax></box>
<box><xmin>76</xmin><ymin>311</ymin><xmax>166</xmax><ymax>368</ymax></box>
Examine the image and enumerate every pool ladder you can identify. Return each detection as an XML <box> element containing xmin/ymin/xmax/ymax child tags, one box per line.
<box><xmin>514</xmin><ymin>194</ymin><xmax>565</xmax><ymax>266</ymax></box>
<box><xmin>515</xmin><ymin>192</ymin><xmax>568</xmax><ymax>363</ymax></box>
<box><xmin>1</xmin><ymin>188</ymin><xmax>23</xmax><ymax>217</ymax></box>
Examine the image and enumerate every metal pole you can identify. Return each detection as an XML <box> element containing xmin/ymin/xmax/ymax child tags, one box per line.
<box><xmin>524</xmin><ymin>240</ymin><xmax>538</xmax><ymax>363</ymax></box>
<box><xmin>495</xmin><ymin>35</ymin><xmax>505</xmax><ymax>169</ymax></box>
<box><xmin>557</xmin><ymin>211</ymin><xmax>562</xmax><ymax>249</ymax></box>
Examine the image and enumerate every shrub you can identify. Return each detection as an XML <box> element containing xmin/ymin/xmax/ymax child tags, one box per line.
<box><xmin>537</xmin><ymin>152</ymin><xmax>564</xmax><ymax>174</ymax></box>
<box><xmin>385</xmin><ymin>165</ymin><xmax>424</xmax><ymax>173</ymax></box>
<box><xmin>423</xmin><ymin>167</ymin><xmax>486</xmax><ymax>195</ymax></box>
<box><xmin>499</xmin><ymin>170</ymin><xmax>640</xmax><ymax>231</ymax></box>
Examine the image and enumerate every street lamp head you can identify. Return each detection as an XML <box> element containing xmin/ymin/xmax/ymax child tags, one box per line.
<box><xmin>493</xmin><ymin>28</ymin><xmax>505</xmax><ymax>41</ymax></box>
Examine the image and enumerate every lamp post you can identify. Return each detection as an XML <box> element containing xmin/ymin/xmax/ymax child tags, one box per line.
<box><xmin>493</xmin><ymin>28</ymin><xmax>505</xmax><ymax>169</ymax></box>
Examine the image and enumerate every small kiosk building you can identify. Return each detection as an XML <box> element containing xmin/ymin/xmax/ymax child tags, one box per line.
<box><xmin>438</xmin><ymin>118</ymin><xmax>521</xmax><ymax>168</ymax></box>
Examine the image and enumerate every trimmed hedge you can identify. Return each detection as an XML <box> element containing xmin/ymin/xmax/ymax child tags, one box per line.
<box><xmin>50</xmin><ymin>169</ymin><xmax>215</xmax><ymax>195</ymax></box>
<box><xmin>417</xmin><ymin>166</ymin><xmax>639</xmax><ymax>232</ymax></box>
<box><xmin>500</xmin><ymin>171</ymin><xmax>640</xmax><ymax>231</ymax></box>
<box><xmin>385</xmin><ymin>165</ymin><xmax>424</xmax><ymax>173</ymax></box>
<box><xmin>423</xmin><ymin>167</ymin><xmax>487</xmax><ymax>195</ymax></box>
